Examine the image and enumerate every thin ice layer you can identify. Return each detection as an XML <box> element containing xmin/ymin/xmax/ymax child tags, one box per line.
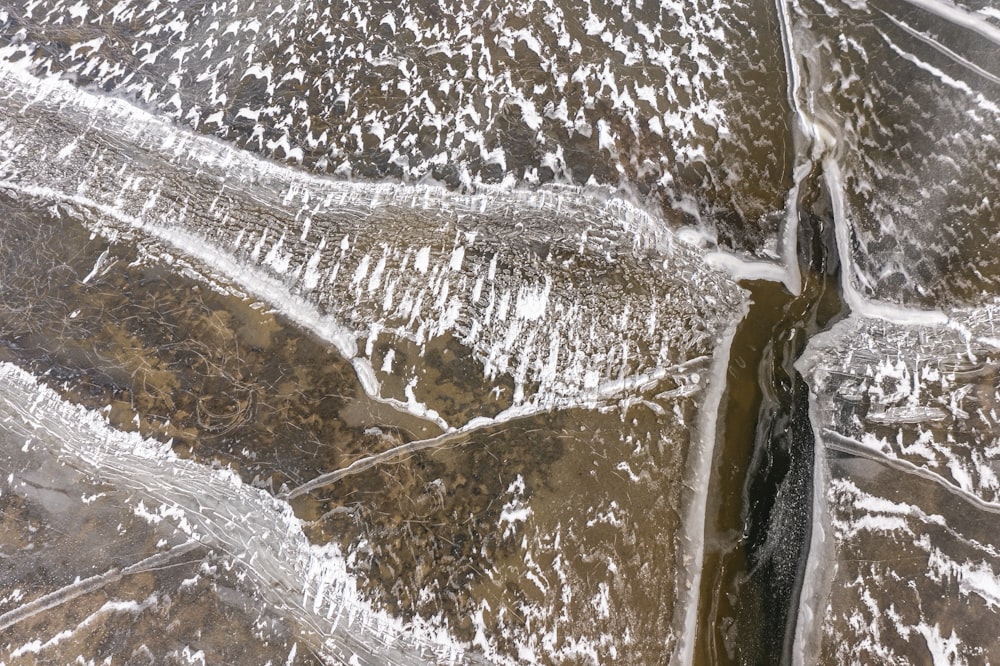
<box><xmin>0</xmin><ymin>60</ymin><xmax>744</xmax><ymax>432</ymax></box>
<box><xmin>0</xmin><ymin>361</ymin><xmax>472</xmax><ymax>664</ymax></box>
<box><xmin>795</xmin><ymin>304</ymin><xmax>1000</xmax><ymax>663</ymax></box>
<box><xmin>787</xmin><ymin>0</ymin><xmax>1000</xmax><ymax>308</ymax></box>
<box><xmin>0</xmin><ymin>60</ymin><xmax>750</xmax><ymax>663</ymax></box>
<box><xmin>0</xmin><ymin>0</ymin><xmax>791</xmax><ymax>255</ymax></box>
<box><xmin>0</xmin><ymin>192</ymin><xmax>738</xmax><ymax>664</ymax></box>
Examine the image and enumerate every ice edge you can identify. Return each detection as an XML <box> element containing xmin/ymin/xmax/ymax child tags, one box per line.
<box><xmin>674</xmin><ymin>299</ymin><xmax>749</xmax><ymax>665</ymax></box>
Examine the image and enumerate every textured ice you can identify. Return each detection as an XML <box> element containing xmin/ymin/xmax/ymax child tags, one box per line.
<box><xmin>0</xmin><ymin>59</ymin><xmax>744</xmax><ymax>432</ymax></box>
<box><xmin>777</xmin><ymin>1</ymin><xmax>1000</xmax><ymax>661</ymax></box>
<box><xmin>786</xmin><ymin>0</ymin><xmax>1000</xmax><ymax>309</ymax></box>
<box><xmin>0</xmin><ymin>0</ymin><xmax>793</xmax><ymax>257</ymax></box>
<box><xmin>0</xmin><ymin>361</ymin><xmax>471</xmax><ymax>664</ymax></box>
<box><xmin>0</xmin><ymin>55</ymin><xmax>749</xmax><ymax>663</ymax></box>
<box><xmin>5</xmin><ymin>0</ymin><xmax>1000</xmax><ymax>661</ymax></box>
<box><xmin>796</xmin><ymin>302</ymin><xmax>1000</xmax><ymax>663</ymax></box>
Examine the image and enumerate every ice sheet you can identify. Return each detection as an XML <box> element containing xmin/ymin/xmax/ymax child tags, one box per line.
<box><xmin>0</xmin><ymin>0</ymin><xmax>792</xmax><ymax>258</ymax></box>
<box><xmin>0</xmin><ymin>361</ymin><xmax>471</xmax><ymax>664</ymax></box>
<box><xmin>785</xmin><ymin>0</ymin><xmax>1000</xmax><ymax>309</ymax></box>
<box><xmin>0</xmin><ymin>59</ymin><xmax>744</xmax><ymax>434</ymax></box>
<box><xmin>0</xmin><ymin>53</ymin><xmax>749</xmax><ymax>665</ymax></box>
<box><xmin>796</xmin><ymin>303</ymin><xmax>1000</xmax><ymax>663</ymax></box>
<box><xmin>774</xmin><ymin>1</ymin><xmax>1000</xmax><ymax>660</ymax></box>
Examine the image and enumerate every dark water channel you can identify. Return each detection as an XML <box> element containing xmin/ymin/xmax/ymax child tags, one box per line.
<box><xmin>697</xmin><ymin>205</ymin><xmax>846</xmax><ymax>664</ymax></box>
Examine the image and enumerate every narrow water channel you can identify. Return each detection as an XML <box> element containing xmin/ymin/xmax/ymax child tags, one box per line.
<box><xmin>696</xmin><ymin>202</ymin><xmax>846</xmax><ymax>664</ymax></box>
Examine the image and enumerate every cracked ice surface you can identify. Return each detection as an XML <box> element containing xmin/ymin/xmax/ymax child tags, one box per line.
<box><xmin>0</xmin><ymin>55</ymin><xmax>746</xmax><ymax>663</ymax></box>
<box><xmin>785</xmin><ymin>1</ymin><xmax>1000</xmax><ymax>661</ymax></box>
<box><xmin>796</xmin><ymin>303</ymin><xmax>1000</xmax><ymax>664</ymax></box>
<box><xmin>0</xmin><ymin>59</ymin><xmax>743</xmax><ymax>432</ymax></box>
<box><xmin>0</xmin><ymin>361</ymin><xmax>471</xmax><ymax>664</ymax></box>
<box><xmin>0</xmin><ymin>0</ymin><xmax>792</xmax><ymax>257</ymax></box>
<box><xmin>789</xmin><ymin>0</ymin><xmax>1000</xmax><ymax>308</ymax></box>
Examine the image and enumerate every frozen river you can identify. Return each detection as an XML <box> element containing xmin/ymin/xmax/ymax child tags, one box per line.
<box><xmin>1</xmin><ymin>0</ymin><xmax>999</xmax><ymax>663</ymax></box>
